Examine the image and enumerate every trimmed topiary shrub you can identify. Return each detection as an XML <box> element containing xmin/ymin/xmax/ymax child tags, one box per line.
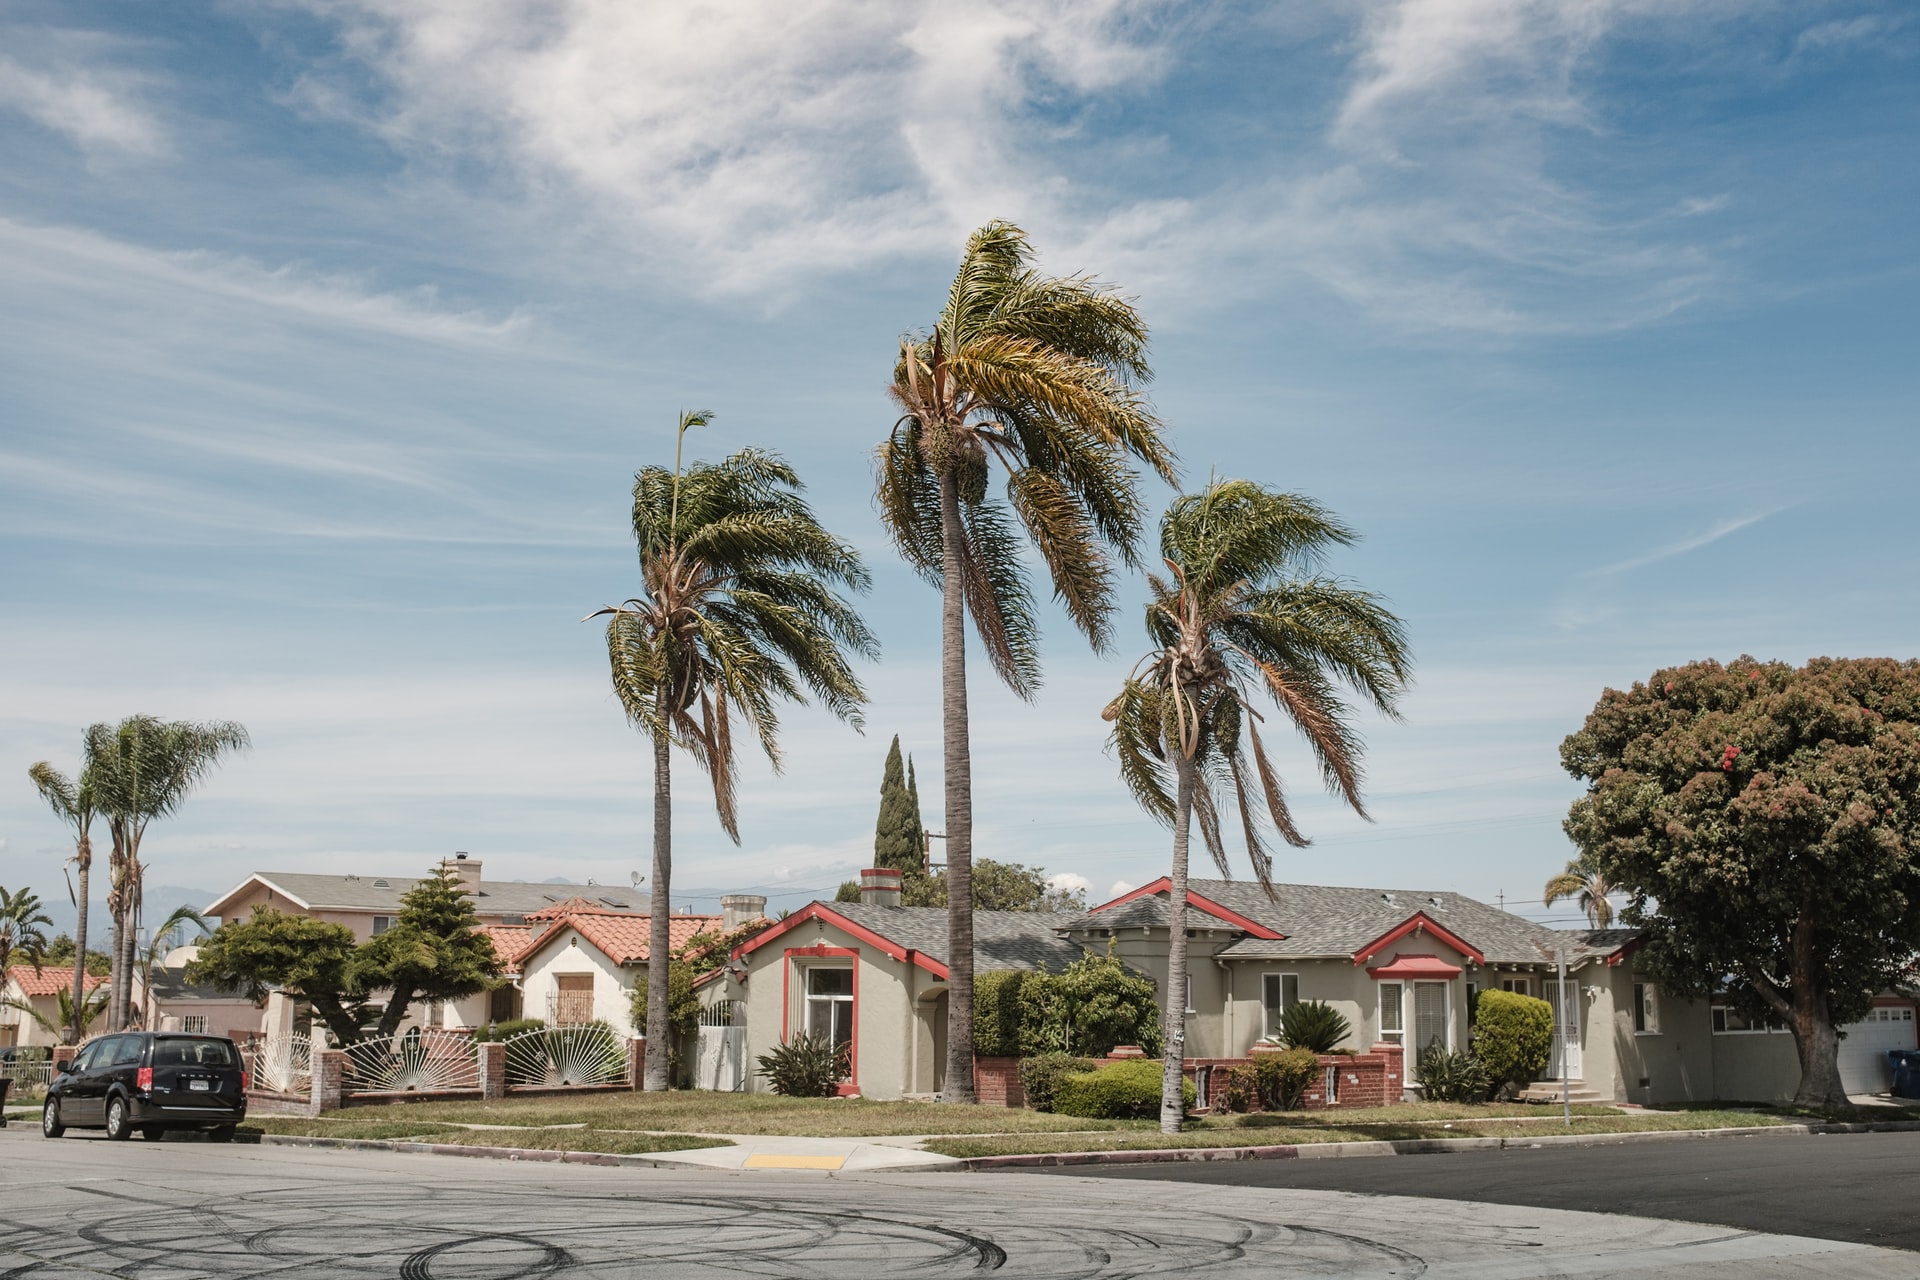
<box><xmin>756</xmin><ymin>1033</ymin><xmax>848</xmax><ymax>1097</ymax></box>
<box><xmin>1214</xmin><ymin>1062</ymin><xmax>1261</xmax><ymax>1114</ymax></box>
<box><xmin>1053</xmin><ymin>1058</ymin><xmax>1195</xmax><ymax>1120</ymax></box>
<box><xmin>1471</xmin><ymin>989</ymin><xmax>1553</xmax><ymax>1096</ymax></box>
<box><xmin>972</xmin><ymin>970</ymin><xmax>1027</xmax><ymax>1058</ymax></box>
<box><xmin>1278</xmin><ymin>1000</ymin><xmax>1351</xmax><ymax>1054</ymax></box>
<box><xmin>1018</xmin><ymin>1051</ymin><xmax>1099</xmax><ymax>1112</ymax></box>
<box><xmin>1253</xmin><ymin>1047</ymin><xmax>1320</xmax><ymax>1110</ymax></box>
<box><xmin>1416</xmin><ymin>1043</ymin><xmax>1490</xmax><ymax>1103</ymax></box>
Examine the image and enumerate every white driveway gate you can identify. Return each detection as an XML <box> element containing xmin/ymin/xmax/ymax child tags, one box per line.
<box><xmin>696</xmin><ymin>1001</ymin><xmax>746</xmax><ymax>1092</ymax></box>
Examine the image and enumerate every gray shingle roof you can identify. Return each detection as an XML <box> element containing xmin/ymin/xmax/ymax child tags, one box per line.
<box><xmin>146</xmin><ymin>964</ymin><xmax>250</xmax><ymax>1003</ymax></box>
<box><xmin>210</xmin><ymin>873</ymin><xmax>648</xmax><ymax>919</ymax></box>
<box><xmin>1064</xmin><ymin>879</ymin><xmax>1634</xmax><ymax>968</ymax></box>
<box><xmin>825</xmin><ymin>904</ymin><xmax>1087</xmax><ymax>973</ymax></box>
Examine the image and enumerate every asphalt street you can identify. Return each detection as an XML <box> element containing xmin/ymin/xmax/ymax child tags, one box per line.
<box><xmin>3</xmin><ymin>1128</ymin><xmax>1917</xmax><ymax>1278</ymax></box>
<box><xmin>1047</xmin><ymin>1129</ymin><xmax>1920</xmax><ymax>1254</ymax></box>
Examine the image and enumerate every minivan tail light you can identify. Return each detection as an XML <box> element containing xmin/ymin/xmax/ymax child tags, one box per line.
<box><xmin>241</xmin><ymin>1067</ymin><xmax>250</xmax><ymax>1092</ymax></box>
<box><xmin>136</xmin><ymin>1067</ymin><xmax>153</xmax><ymax>1092</ymax></box>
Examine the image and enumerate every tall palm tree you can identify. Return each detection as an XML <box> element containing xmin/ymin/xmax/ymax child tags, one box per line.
<box><xmin>29</xmin><ymin>759</ymin><xmax>98</xmax><ymax>1044</ymax></box>
<box><xmin>84</xmin><ymin>716</ymin><xmax>249</xmax><ymax>1031</ymax></box>
<box><xmin>0</xmin><ymin>885</ymin><xmax>53</xmax><ymax>976</ymax></box>
<box><xmin>1543</xmin><ymin>857</ymin><xmax>1615</xmax><ymax>929</ymax></box>
<box><xmin>593</xmin><ymin>415</ymin><xmax>875</xmax><ymax>1091</ymax></box>
<box><xmin>1105</xmin><ymin>480</ymin><xmax>1411</xmax><ymax>1132</ymax></box>
<box><xmin>876</xmin><ymin>221</ymin><xmax>1176</xmax><ymax>1102</ymax></box>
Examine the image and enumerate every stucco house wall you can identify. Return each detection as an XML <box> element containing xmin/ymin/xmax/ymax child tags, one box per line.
<box><xmin>518</xmin><ymin>927</ymin><xmax>642</xmax><ymax>1036</ymax></box>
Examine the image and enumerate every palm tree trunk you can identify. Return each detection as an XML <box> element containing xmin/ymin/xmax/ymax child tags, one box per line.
<box><xmin>1161</xmin><ymin>754</ymin><xmax>1195</xmax><ymax>1134</ymax></box>
<box><xmin>106</xmin><ymin>823</ymin><xmax>128</xmax><ymax>1033</ymax></box>
<box><xmin>938</xmin><ymin>469</ymin><xmax>977</xmax><ymax>1104</ymax></box>
<box><xmin>67</xmin><ymin>841</ymin><xmax>90</xmax><ymax>1046</ymax></box>
<box><xmin>644</xmin><ymin>727</ymin><xmax>673</xmax><ymax>1091</ymax></box>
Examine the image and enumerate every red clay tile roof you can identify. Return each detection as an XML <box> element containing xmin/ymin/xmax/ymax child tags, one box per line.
<box><xmin>6</xmin><ymin>966</ymin><xmax>107</xmax><ymax>998</ymax></box>
<box><xmin>523</xmin><ymin>896</ymin><xmax>634</xmax><ymax>921</ymax></box>
<box><xmin>476</xmin><ymin>925</ymin><xmax>535</xmax><ymax>972</ymax></box>
<box><xmin>524</xmin><ymin>913</ymin><xmax>726</xmax><ymax>966</ymax></box>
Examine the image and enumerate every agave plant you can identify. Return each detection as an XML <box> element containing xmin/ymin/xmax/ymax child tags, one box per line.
<box><xmin>1278</xmin><ymin>1000</ymin><xmax>1351</xmax><ymax>1054</ymax></box>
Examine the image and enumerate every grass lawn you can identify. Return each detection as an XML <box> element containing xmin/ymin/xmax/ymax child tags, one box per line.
<box><xmin>242</xmin><ymin>1115</ymin><xmax>729</xmax><ymax>1155</ymax></box>
<box><xmin>923</xmin><ymin>1107</ymin><xmax>1793</xmax><ymax>1159</ymax></box>
<box><xmin>243</xmin><ymin>1118</ymin><xmax>470</xmax><ymax>1141</ymax></box>
<box><xmin>326</xmin><ymin>1091</ymin><xmax>1150</xmax><ymax>1137</ymax></box>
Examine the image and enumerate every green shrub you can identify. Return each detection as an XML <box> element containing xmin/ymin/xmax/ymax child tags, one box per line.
<box><xmin>1471</xmin><ymin>990</ymin><xmax>1553</xmax><ymax>1094</ymax></box>
<box><xmin>1278</xmin><ymin>1000</ymin><xmax>1351</xmax><ymax>1053</ymax></box>
<box><xmin>1253</xmin><ymin>1047</ymin><xmax>1320</xmax><ymax>1110</ymax></box>
<box><xmin>472</xmin><ymin>1018</ymin><xmax>544</xmax><ymax>1042</ymax></box>
<box><xmin>1416</xmin><ymin>1043</ymin><xmax>1490</xmax><ymax>1103</ymax></box>
<box><xmin>1017</xmin><ymin>950</ymin><xmax>1161</xmax><ymax>1058</ymax></box>
<box><xmin>1213</xmin><ymin>1062</ymin><xmax>1261</xmax><ymax>1113</ymax></box>
<box><xmin>755</xmin><ymin>1033</ymin><xmax>848</xmax><ymax>1097</ymax></box>
<box><xmin>972</xmin><ymin>970</ymin><xmax>1027</xmax><ymax>1058</ymax></box>
<box><xmin>1053</xmin><ymin>1058</ymin><xmax>1195</xmax><ymax>1120</ymax></box>
<box><xmin>1018</xmin><ymin>1051</ymin><xmax>1099</xmax><ymax>1112</ymax></box>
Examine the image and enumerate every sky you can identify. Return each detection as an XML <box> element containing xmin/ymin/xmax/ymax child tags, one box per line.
<box><xmin>2</xmin><ymin>0</ymin><xmax>1916</xmax><ymax>932</ymax></box>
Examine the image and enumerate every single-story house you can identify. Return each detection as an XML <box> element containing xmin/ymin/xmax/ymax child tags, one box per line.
<box><xmin>716</xmin><ymin>871</ymin><xmax>1920</xmax><ymax>1104</ymax></box>
<box><xmin>513</xmin><ymin>895</ymin><xmax>768</xmax><ymax>1037</ymax></box>
<box><xmin>140</xmin><ymin>949</ymin><xmax>261</xmax><ymax>1042</ymax></box>
<box><xmin>0</xmin><ymin>966</ymin><xmax>109</xmax><ymax>1048</ymax></box>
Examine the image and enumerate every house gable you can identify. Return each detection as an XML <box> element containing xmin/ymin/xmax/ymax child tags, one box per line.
<box><xmin>1350</xmin><ymin>912</ymin><xmax>1485</xmax><ymax>968</ymax></box>
<box><xmin>1085</xmin><ymin>877</ymin><xmax>1287</xmax><ymax>940</ymax></box>
<box><xmin>733</xmin><ymin>903</ymin><xmax>951</xmax><ymax>979</ymax></box>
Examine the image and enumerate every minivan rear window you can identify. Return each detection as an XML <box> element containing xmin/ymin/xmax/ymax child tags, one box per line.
<box><xmin>153</xmin><ymin>1038</ymin><xmax>236</xmax><ymax>1068</ymax></box>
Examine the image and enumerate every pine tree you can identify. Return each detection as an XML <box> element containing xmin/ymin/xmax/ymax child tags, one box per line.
<box><xmin>873</xmin><ymin>736</ymin><xmax>925</xmax><ymax>874</ymax></box>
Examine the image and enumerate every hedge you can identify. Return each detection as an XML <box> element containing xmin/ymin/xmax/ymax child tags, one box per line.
<box><xmin>1018</xmin><ymin>1051</ymin><xmax>1099</xmax><ymax>1112</ymax></box>
<box><xmin>1472</xmin><ymin>989</ymin><xmax>1553</xmax><ymax>1092</ymax></box>
<box><xmin>1053</xmin><ymin>1058</ymin><xmax>1195</xmax><ymax>1120</ymax></box>
<box><xmin>972</xmin><ymin>970</ymin><xmax>1027</xmax><ymax>1058</ymax></box>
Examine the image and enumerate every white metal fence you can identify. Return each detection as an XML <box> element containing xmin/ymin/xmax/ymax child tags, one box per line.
<box><xmin>250</xmin><ymin>1033</ymin><xmax>312</xmax><ymax>1095</ymax></box>
<box><xmin>695</xmin><ymin>1001</ymin><xmax>746</xmax><ymax>1091</ymax></box>
<box><xmin>2</xmin><ymin>1057</ymin><xmax>53</xmax><ymax>1095</ymax></box>
<box><xmin>343</xmin><ymin>1028</ymin><xmax>480</xmax><ymax>1093</ymax></box>
<box><xmin>502</xmin><ymin>1023</ymin><xmax>628</xmax><ymax>1089</ymax></box>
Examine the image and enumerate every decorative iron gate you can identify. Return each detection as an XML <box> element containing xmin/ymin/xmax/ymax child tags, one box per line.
<box><xmin>252</xmin><ymin>1033</ymin><xmax>312</xmax><ymax>1095</ymax></box>
<box><xmin>343</xmin><ymin>1028</ymin><xmax>479</xmax><ymax>1093</ymax></box>
<box><xmin>502</xmin><ymin>1023</ymin><xmax>628</xmax><ymax>1089</ymax></box>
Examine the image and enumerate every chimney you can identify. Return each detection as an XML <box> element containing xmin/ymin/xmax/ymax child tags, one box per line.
<box><xmin>859</xmin><ymin>868</ymin><xmax>903</xmax><ymax>908</ymax></box>
<box><xmin>720</xmin><ymin>894</ymin><xmax>767</xmax><ymax>932</ymax></box>
<box><xmin>442</xmin><ymin>852</ymin><xmax>482</xmax><ymax>895</ymax></box>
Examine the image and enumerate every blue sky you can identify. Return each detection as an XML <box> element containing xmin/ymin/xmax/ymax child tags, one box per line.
<box><xmin>2</xmin><ymin>0</ymin><xmax>1916</xmax><ymax>928</ymax></box>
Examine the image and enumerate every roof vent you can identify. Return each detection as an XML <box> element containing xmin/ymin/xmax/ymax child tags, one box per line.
<box><xmin>1380</xmin><ymin>892</ymin><xmax>1395</xmax><ymax>904</ymax></box>
<box><xmin>372</xmin><ymin>879</ymin><xmax>390</xmax><ymax>888</ymax></box>
<box><xmin>1428</xmin><ymin>896</ymin><xmax>1441</xmax><ymax>908</ymax></box>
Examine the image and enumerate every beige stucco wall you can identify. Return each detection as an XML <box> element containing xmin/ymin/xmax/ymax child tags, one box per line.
<box><xmin>1711</xmin><ymin>1027</ymin><xmax>1801</xmax><ymax>1101</ymax></box>
<box><xmin>518</xmin><ymin>927</ymin><xmax>642</xmax><ymax>1036</ymax></box>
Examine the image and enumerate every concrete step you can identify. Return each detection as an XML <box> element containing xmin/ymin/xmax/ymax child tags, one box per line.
<box><xmin>1516</xmin><ymin>1081</ymin><xmax>1607</xmax><ymax>1104</ymax></box>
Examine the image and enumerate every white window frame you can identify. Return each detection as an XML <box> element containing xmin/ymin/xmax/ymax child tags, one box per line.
<box><xmin>371</xmin><ymin>915</ymin><xmax>394</xmax><ymax>936</ymax></box>
<box><xmin>181</xmin><ymin>1015</ymin><xmax>208</xmax><ymax>1034</ymax></box>
<box><xmin>1184</xmin><ymin>973</ymin><xmax>1195</xmax><ymax>1014</ymax></box>
<box><xmin>1378</xmin><ymin>981</ymin><xmax>1405</xmax><ymax>1046</ymax></box>
<box><xmin>1500</xmin><ymin>977</ymin><xmax>1531</xmax><ymax>998</ymax></box>
<box><xmin>1261</xmin><ymin>973</ymin><xmax>1300</xmax><ymax>1038</ymax></box>
<box><xmin>804</xmin><ymin>966</ymin><xmax>855</xmax><ymax>1051</ymax></box>
<box><xmin>1632</xmin><ymin>982</ymin><xmax>1660</xmax><ymax>1035</ymax></box>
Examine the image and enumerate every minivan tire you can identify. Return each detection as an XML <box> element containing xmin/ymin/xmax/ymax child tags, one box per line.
<box><xmin>42</xmin><ymin>1098</ymin><xmax>64</xmax><ymax>1139</ymax></box>
<box><xmin>105</xmin><ymin>1097</ymin><xmax>132</xmax><ymax>1141</ymax></box>
<box><xmin>140</xmin><ymin>1126</ymin><xmax>166</xmax><ymax>1141</ymax></box>
<box><xmin>208</xmin><ymin>1125</ymin><xmax>236</xmax><ymax>1143</ymax></box>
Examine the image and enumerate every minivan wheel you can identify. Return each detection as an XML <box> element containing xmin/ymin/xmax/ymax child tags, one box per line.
<box><xmin>140</xmin><ymin>1126</ymin><xmax>166</xmax><ymax>1141</ymax></box>
<box><xmin>208</xmin><ymin>1125</ymin><xmax>236</xmax><ymax>1143</ymax></box>
<box><xmin>42</xmin><ymin>1098</ymin><xmax>64</xmax><ymax>1139</ymax></box>
<box><xmin>105</xmin><ymin>1097</ymin><xmax>132</xmax><ymax>1141</ymax></box>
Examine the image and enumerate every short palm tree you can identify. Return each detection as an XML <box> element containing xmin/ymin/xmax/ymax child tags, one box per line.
<box><xmin>1543</xmin><ymin>857</ymin><xmax>1615</xmax><ymax>929</ymax></box>
<box><xmin>876</xmin><ymin>221</ymin><xmax>1176</xmax><ymax>1101</ymax></box>
<box><xmin>0</xmin><ymin>885</ymin><xmax>53</xmax><ymax>976</ymax></box>
<box><xmin>2</xmin><ymin>983</ymin><xmax>108</xmax><ymax>1041</ymax></box>
<box><xmin>29</xmin><ymin>759</ymin><xmax>98</xmax><ymax>1043</ymax></box>
<box><xmin>593</xmin><ymin>415</ymin><xmax>875</xmax><ymax>1090</ymax></box>
<box><xmin>85</xmin><ymin>716</ymin><xmax>249</xmax><ymax>1031</ymax></box>
<box><xmin>1104</xmin><ymin>480</ymin><xmax>1411</xmax><ymax>1132</ymax></box>
<box><xmin>133</xmin><ymin>905</ymin><xmax>212</xmax><ymax>1026</ymax></box>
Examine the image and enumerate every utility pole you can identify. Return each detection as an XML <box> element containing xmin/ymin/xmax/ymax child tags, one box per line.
<box><xmin>922</xmin><ymin>831</ymin><xmax>947</xmax><ymax>875</ymax></box>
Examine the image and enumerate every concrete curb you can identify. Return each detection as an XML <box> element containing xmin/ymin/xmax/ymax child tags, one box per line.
<box><xmin>950</xmin><ymin>1119</ymin><xmax>1920</xmax><ymax>1171</ymax></box>
<box><xmin>256</xmin><ymin>1133</ymin><xmax>703</xmax><ymax>1169</ymax></box>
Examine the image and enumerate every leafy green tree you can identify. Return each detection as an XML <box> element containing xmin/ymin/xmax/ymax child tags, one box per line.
<box><xmin>594</xmin><ymin>414</ymin><xmax>875</xmax><ymax>1091</ymax></box>
<box><xmin>354</xmin><ymin>866</ymin><xmax>501</xmax><ymax>1037</ymax></box>
<box><xmin>0</xmin><ymin>885</ymin><xmax>52</xmax><ymax>976</ymax></box>
<box><xmin>898</xmin><ymin>859</ymin><xmax>1086</xmax><ymax>912</ymax></box>
<box><xmin>1561</xmin><ymin>656</ymin><xmax>1920</xmax><ymax>1107</ymax></box>
<box><xmin>188</xmin><ymin>908</ymin><xmax>369</xmax><ymax>1047</ymax></box>
<box><xmin>1106</xmin><ymin>480</ymin><xmax>1410</xmax><ymax>1131</ymax></box>
<box><xmin>83</xmin><ymin>715</ymin><xmax>248</xmax><ymax>1030</ymax></box>
<box><xmin>877</xmin><ymin>221</ymin><xmax>1175</xmax><ymax>1102</ymax></box>
<box><xmin>29</xmin><ymin>758</ymin><xmax>98</xmax><ymax>1043</ymax></box>
<box><xmin>873</xmin><ymin>736</ymin><xmax>926</xmax><ymax>874</ymax></box>
<box><xmin>43</xmin><ymin>936</ymin><xmax>111</xmax><ymax>977</ymax></box>
<box><xmin>1543</xmin><ymin>855</ymin><xmax>1616</xmax><ymax>928</ymax></box>
<box><xmin>1018</xmin><ymin>950</ymin><xmax>1162</xmax><ymax>1058</ymax></box>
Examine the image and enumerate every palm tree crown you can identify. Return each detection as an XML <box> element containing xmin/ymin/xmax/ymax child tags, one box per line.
<box><xmin>29</xmin><ymin>758</ymin><xmax>97</xmax><ymax>1043</ymax></box>
<box><xmin>1105</xmin><ymin>479</ymin><xmax>1411</xmax><ymax>1133</ymax></box>
<box><xmin>0</xmin><ymin>885</ymin><xmax>53</xmax><ymax>976</ymax></box>
<box><xmin>595</xmin><ymin>417</ymin><xmax>875</xmax><ymax>1091</ymax></box>
<box><xmin>1544</xmin><ymin>857</ymin><xmax>1616</xmax><ymax>929</ymax></box>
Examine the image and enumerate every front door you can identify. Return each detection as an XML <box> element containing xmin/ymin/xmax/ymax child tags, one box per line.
<box><xmin>61</xmin><ymin>1037</ymin><xmax>114</xmax><ymax>1124</ymax></box>
<box><xmin>1545</xmin><ymin>977</ymin><xmax>1583</xmax><ymax>1079</ymax></box>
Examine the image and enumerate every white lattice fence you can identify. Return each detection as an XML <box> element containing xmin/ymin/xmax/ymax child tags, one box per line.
<box><xmin>343</xmin><ymin>1029</ymin><xmax>479</xmax><ymax>1093</ymax></box>
<box><xmin>502</xmin><ymin>1023</ymin><xmax>628</xmax><ymax>1089</ymax></box>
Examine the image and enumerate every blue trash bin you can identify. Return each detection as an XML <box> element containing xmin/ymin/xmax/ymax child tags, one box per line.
<box><xmin>1889</xmin><ymin>1049</ymin><xmax>1920</xmax><ymax>1100</ymax></box>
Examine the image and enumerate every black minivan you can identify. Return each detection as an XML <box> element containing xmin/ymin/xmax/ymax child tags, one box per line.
<box><xmin>43</xmin><ymin>1031</ymin><xmax>248</xmax><ymax>1142</ymax></box>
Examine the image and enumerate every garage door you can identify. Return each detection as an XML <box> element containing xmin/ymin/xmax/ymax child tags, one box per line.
<box><xmin>1838</xmin><ymin>1005</ymin><xmax>1917</xmax><ymax>1095</ymax></box>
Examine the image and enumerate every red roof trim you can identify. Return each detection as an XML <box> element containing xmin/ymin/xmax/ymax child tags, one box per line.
<box><xmin>1085</xmin><ymin>877</ymin><xmax>1286</xmax><ymax>940</ymax></box>
<box><xmin>1365</xmin><ymin>952</ymin><xmax>1464</xmax><ymax>979</ymax></box>
<box><xmin>1350</xmin><ymin>912</ymin><xmax>1485</xmax><ymax>967</ymax></box>
<box><xmin>731</xmin><ymin>903</ymin><xmax>949</xmax><ymax>979</ymax></box>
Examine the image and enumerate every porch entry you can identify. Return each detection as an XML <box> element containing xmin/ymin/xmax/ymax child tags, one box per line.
<box><xmin>1545</xmin><ymin>975</ymin><xmax>1582</xmax><ymax>1079</ymax></box>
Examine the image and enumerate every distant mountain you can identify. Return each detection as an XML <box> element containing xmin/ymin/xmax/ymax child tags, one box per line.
<box><xmin>34</xmin><ymin>883</ymin><xmax>219</xmax><ymax>946</ymax></box>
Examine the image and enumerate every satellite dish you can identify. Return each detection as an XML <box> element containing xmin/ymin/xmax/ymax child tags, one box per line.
<box><xmin>630</xmin><ymin>871</ymin><xmax>645</xmax><ymax>888</ymax></box>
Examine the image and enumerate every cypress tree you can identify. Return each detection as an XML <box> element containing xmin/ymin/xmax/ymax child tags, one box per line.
<box><xmin>905</xmin><ymin>756</ymin><xmax>926</xmax><ymax>873</ymax></box>
<box><xmin>873</xmin><ymin>736</ymin><xmax>923</xmax><ymax>873</ymax></box>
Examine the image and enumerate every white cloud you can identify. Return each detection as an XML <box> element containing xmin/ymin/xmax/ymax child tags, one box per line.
<box><xmin>1590</xmin><ymin>507</ymin><xmax>1788</xmax><ymax>576</ymax></box>
<box><xmin>0</xmin><ymin>48</ymin><xmax>166</xmax><ymax>156</ymax></box>
<box><xmin>1047</xmin><ymin>871</ymin><xmax>1092</xmax><ymax>898</ymax></box>
<box><xmin>1109</xmin><ymin>879</ymin><xmax>1135</xmax><ymax>898</ymax></box>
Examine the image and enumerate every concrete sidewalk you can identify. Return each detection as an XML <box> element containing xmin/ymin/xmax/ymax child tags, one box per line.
<box><xmin>640</xmin><ymin>1132</ymin><xmax>960</xmax><ymax>1172</ymax></box>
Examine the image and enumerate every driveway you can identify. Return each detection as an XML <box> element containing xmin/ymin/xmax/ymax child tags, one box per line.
<box><xmin>2</xmin><ymin>1128</ymin><xmax>1915</xmax><ymax>1277</ymax></box>
<box><xmin>1042</xmin><ymin>1128</ymin><xmax>1920</xmax><ymax>1253</ymax></box>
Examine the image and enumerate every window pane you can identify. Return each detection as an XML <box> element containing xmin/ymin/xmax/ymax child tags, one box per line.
<box><xmin>1414</xmin><ymin>983</ymin><xmax>1448</xmax><ymax>1051</ymax></box>
<box><xmin>807</xmin><ymin>968</ymin><xmax>853</xmax><ymax>997</ymax></box>
<box><xmin>1282</xmin><ymin>975</ymin><xmax>1299</xmax><ymax>1008</ymax></box>
<box><xmin>1262</xmin><ymin>975</ymin><xmax>1282</xmax><ymax>1035</ymax></box>
<box><xmin>1379</xmin><ymin>983</ymin><xmax>1403</xmax><ymax>1033</ymax></box>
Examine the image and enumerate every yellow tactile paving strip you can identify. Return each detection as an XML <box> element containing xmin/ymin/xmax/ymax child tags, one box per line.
<box><xmin>741</xmin><ymin>1153</ymin><xmax>847</xmax><ymax>1170</ymax></box>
